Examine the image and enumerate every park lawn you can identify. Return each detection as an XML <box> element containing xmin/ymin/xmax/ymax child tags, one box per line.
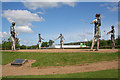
<box><xmin>3</xmin><ymin>69</ymin><xmax>119</xmax><ymax>78</ymax></box>
<box><xmin>2</xmin><ymin>52</ymin><xmax>119</xmax><ymax>67</ymax></box>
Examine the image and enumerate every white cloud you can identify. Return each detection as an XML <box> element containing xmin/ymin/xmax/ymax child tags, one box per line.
<box><xmin>24</xmin><ymin>0</ymin><xmax>78</xmax><ymax>2</ymax></box>
<box><xmin>2</xmin><ymin>0</ymin><xmax>76</xmax><ymax>2</ymax></box>
<box><xmin>115</xmin><ymin>21</ymin><xmax>120</xmax><ymax>26</ymax></box>
<box><xmin>100</xmin><ymin>3</ymin><xmax>118</xmax><ymax>12</ymax></box>
<box><xmin>2</xmin><ymin>10</ymin><xmax>45</xmax><ymax>25</ymax></box>
<box><xmin>23</xmin><ymin>2</ymin><xmax>59</xmax><ymax>10</ymax></box>
<box><xmin>40</xmin><ymin>17</ymin><xmax>46</xmax><ymax>21</ymax></box>
<box><xmin>16</xmin><ymin>26</ymin><xmax>33</xmax><ymax>33</ymax></box>
<box><xmin>23</xmin><ymin>2</ymin><xmax>77</xmax><ymax>10</ymax></box>
<box><xmin>80</xmin><ymin>19</ymin><xmax>88</xmax><ymax>23</ymax></box>
<box><xmin>115</xmin><ymin>22</ymin><xmax>120</xmax><ymax>36</ymax></box>
<box><xmin>2</xmin><ymin>0</ymin><xmax>119</xmax><ymax>2</ymax></box>
<box><xmin>61</xmin><ymin>2</ymin><xmax>76</xmax><ymax>7</ymax></box>
<box><xmin>2</xmin><ymin>10</ymin><xmax>45</xmax><ymax>34</ymax></box>
<box><xmin>21</xmin><ymin>39</ymin><xmax>36</xmax><ymax>46</ymax></box>
<box><xmin>100</xmin><ymin>3</ymin><xmax>108</xmax><ymax>7</ymax></box>
<box><xmin>0</xmin><ymin>32</ymin><xmax>10</xmax><ymax>39</ymax></box>
<box><xmin>23</xmin><ymin>41</ymin><xmax>29</xmax><ymax>44</ymax></box>
<box><xmin>37</xmin><ymin>12</ymin><xmax>44</xmax><ymax>14</ymax></box>
<box><xmin>28</xmin><ymin>23</ymin><xmax>32</xmax><ymax>26</ymax></box>
<box><xmin>106</xmin><ymin>6</ymin><xmax>118</xmax><ymax>12</ymax></box>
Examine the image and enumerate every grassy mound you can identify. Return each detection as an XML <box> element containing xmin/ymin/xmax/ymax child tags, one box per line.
<box><xmin>2</xmin><ymin>52</ymin><xmax>118</xmax><ymax>67</ymax></box>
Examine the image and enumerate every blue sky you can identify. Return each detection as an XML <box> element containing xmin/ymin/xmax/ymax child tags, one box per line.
<box><xmin>1</xmin><ymin>2</ymin><xmax>119</xmax><ymax>46</ymax></box>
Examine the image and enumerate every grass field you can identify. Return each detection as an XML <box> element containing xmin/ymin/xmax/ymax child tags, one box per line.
<box><xmin>2</xmin><ymin>52</ymin><xmax>119</xmax><ymax>67</ymax></box>
<box><xmin>3</xmin><ymin>69</ymin><xmax>118</xmax><ymax>78</ymax></box>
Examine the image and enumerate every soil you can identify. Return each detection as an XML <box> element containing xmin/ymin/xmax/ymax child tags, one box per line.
<box><xmin>2</xmin><ymin>49</ymin><xmax>119</xmax><ymax>53</ymax></box>
<box><xmin>2</xmin><ymin>60</ymin><xmax>119</xmax><ymax>77</ymax></box>
<box><xmin>1</xmin><ymin>49</ymin><xmax>119</xmax><ymax>77</ymax></box>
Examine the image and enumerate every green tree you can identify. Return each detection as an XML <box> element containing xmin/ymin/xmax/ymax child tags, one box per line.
<box><xmin>2</xmin><ymin>37</ymin><xmax>20</xmax><ymax>50</ymax></box>
<box><xmin>20</xmin><ymin>45</ymin><xmax>26</xmax><ymax>49</ymax></box>
<box><xmin>99</xmin><ymin>39</ymin><xmax>108</xmax><ymax>47</ymax></box>
<box><xmin>115</xmin><ymin>37</ymin><xmax>120</xmax><ymax>45</ymax></box>
<box><xmin>48</xmin><ymin>40</ymin><xmax>54</xmax><ymax>47</ymax></box>
<box><xmin>41</xmin><ymin>42</ymin><xmax>49</xmax><ymax>47</ymax></box>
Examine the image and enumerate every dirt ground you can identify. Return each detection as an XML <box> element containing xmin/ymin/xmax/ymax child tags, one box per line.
<box><xmin>2</xmin><ymin>49</ymin><xmax>119</xmax><ymax>53</ymax></box>
<box><xmin>1</xmin><ymin>49</ymin><xmax>119</xmax><ymax>77</ymax></box>
<box><xmin>2</xmin><ymin>60</ymin><xmax>119</xmax><ymax>77</ymax></box>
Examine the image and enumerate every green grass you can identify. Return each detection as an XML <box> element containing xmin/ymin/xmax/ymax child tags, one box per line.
<box><xmin>2</xmin><ymin>52</ymin><xmax>119</xmax><ymax>67</ymax></box>
<box><xmin>3</xmin><ymin>69</ymin><xmax>119</xmax><ymax>78</ymax></box>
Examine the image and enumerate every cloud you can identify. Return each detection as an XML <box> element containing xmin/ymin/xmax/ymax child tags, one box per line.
<box><xmin>2</xmin><ymin>10</ymin><xmax>45</xmax><ymax>34</ymax></box>
<box><xmin>23</xmin><ymin>2</ymin><xmax>59</xmax><ymax>10</ymax></box>
<box><xmin>115</xmin><ymin>21</ymin><xmax>120</xmax><ymax>26</ymax></box>
<box><xmin>37</xmin><ymin>12</ymin><xmax>44</xmax><ymax>14</ymax></box>
<box><xmin>23</xmin><ymin>2</ymin><xmax>77</xmax><ymax>10</ymax></box>
<box><xmin>100</xmin><ymin>3</ymin><xmax>118</xmax><ymax>12</ymax></box>
<box><xmin>115</xmin><ymin>21</ymin><xmax>120</xmax><ymax>36</ymax></box>
<box><xmin>0</xmin><ymin>32</ymin><xmax>10</xmax><ymax>39</ymax></box>
<box><xmin>40</xmin><ymin>17</ymin><xmax>46</xmax><ymax>21</ymax></box>
<box><xmin>16</xmin><ymin>26</ymin><xmax>33</xmax><ymax>33</ymax></box>
<box><xmin>59</xmin><ymin>31</ymin><xmax>94</xmax><ymax>43</ymax></box>
<box><xmin>2</xmin><ymin>10</ymin><xmax>45</xmax><ymax>25</ymax></box>
<box><xmin>106</xmin><ymin>6</ymin><xmax>118</xmax><ymax>12</ymax></box>
<box><xmin>61</xmin><ymin>2</ymin><xmax>76</xmax><ymax>7</ymax></box>
<box><xmin>80</xmin><ymin>19</ymin><xmax>88</xmax><ymax>23</ymax></box>
<box><xmin>100</xmin><ymin>3</ymin><xmax>109</xmax><ymax>7</ymax></box>
<box><xmin>23</xmin><ymin>41</ymin><xmax>29</xmax><ymax>44</ymax></box>
<box><xmin>2</xmin><ymin>0</ymin><xmax>119</xmax><ymax>2</ymax></box>
<box><xmin>85</xmin><ymin>32</ymin><xmax>93</xmax><ymax>35</ymax></box>
<box><xmin>21</xmin><ymin>39</ymin><xmax>36</xmax><ymax>46</ymax></box>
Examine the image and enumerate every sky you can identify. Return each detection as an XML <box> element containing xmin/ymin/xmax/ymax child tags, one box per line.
<box><xmin>0</xmin><ymin>1</ymin><xmax>119</xmax><ymax>46</ymax></box>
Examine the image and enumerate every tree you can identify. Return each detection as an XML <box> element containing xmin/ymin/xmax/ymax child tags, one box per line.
<box><xmin>99</xmin><ymin>39</ymin><xmax>108</xmax><ymax>47</ymax></box>
<box><xmin>41</xmin><ymin>42</ymin><xmax>49</xmax><ymax>47</ymax></box>
<box><xmin>20</xmin><ymin>45</ymin><xmax>26</xmax><ymax>49</ymax></box>
<box><xmin>48</xmin><ymin>40</ymin><xmax>54</xmax><ymax>47</ymax></box>
<box><xmin>2</xmin><ymin>37</ymin><xmax>20</xmax><ymax>50</ymax></box>
<box><xmin>0</xmin><ymin>44</ymin><xmax>2</xmax><ymax>50</ymax></box>
<box><xmin>115</xmin><ymin>37</ymin><xmax>120</xmax><ymax>46</ymax></box>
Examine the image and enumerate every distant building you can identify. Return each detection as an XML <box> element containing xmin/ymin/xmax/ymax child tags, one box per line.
<box><xmin>49</xmin><ymin>44</ymin><xmax>89</xmax><ymax>49</ymax></box>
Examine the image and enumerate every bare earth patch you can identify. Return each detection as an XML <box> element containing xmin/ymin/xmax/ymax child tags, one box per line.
<box><xmin>2</xmin><ymin>49</ymin><xmax>119</xmax><ymax>53</ymax></box>
<box><xmin>2</xmin><ymin>60</ymin><xmax>119</xmax><ymax>77</ymax></box>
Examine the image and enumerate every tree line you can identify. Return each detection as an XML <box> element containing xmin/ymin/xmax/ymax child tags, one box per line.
<box><xmin>1</xmin><ymin>38</ymin><xmax>54</xmax><ymax>50</ymax></box>
<box><xmin>1</xmin><ymin>36</ymin><xmax>120</xmax><ymax>50</ymax></box>
<box><xmin>64</xmin><ymin>37</ymin><xmax>120</xmax><ymax>49</ymax></box>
